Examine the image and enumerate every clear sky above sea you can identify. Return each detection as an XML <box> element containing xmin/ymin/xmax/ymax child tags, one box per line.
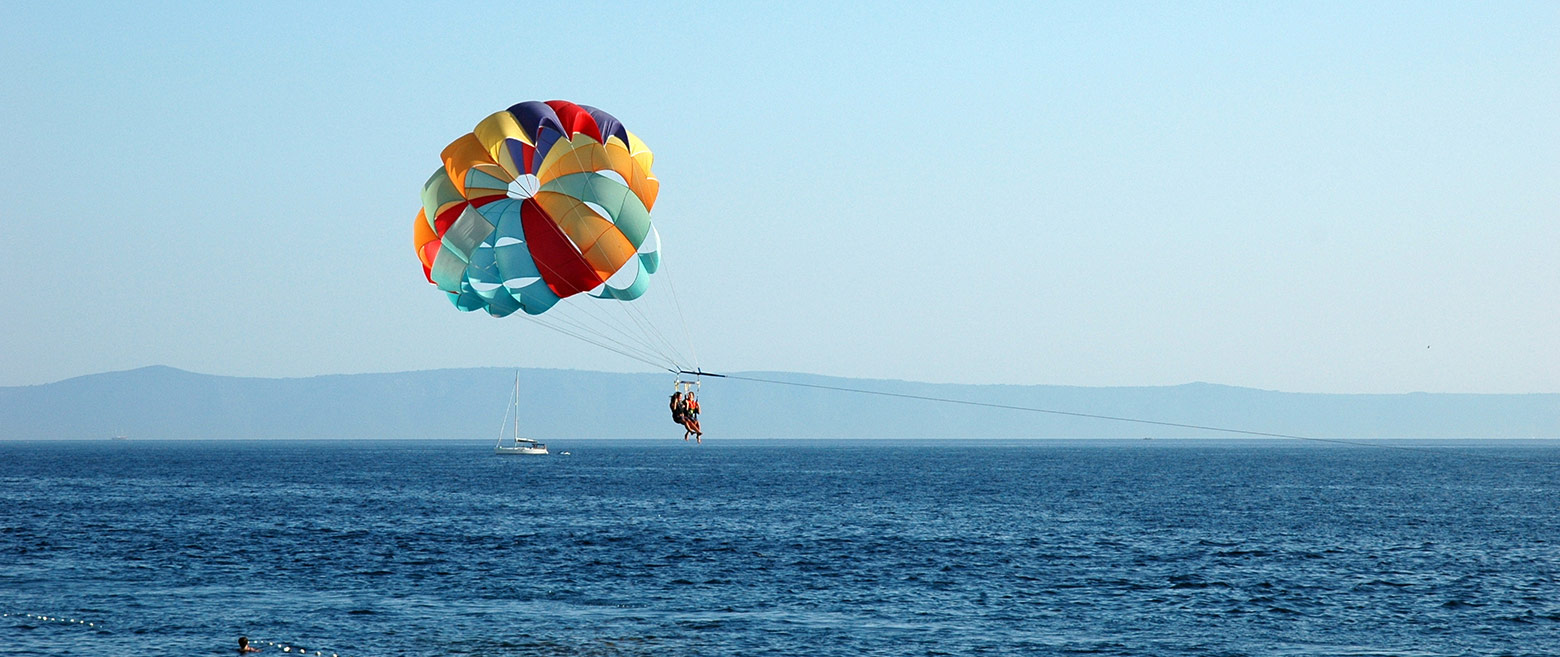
<box><xmin>0</xmin><ymin>1</ymin><xmax>1555</xmax><ymax>393</ymax></box>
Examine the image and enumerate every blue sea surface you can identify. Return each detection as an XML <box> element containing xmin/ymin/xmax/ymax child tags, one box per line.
<box><xmin>2</xmin><ymin>439</ymin><xmax>1558</xmax><ymax>656</ymax></box>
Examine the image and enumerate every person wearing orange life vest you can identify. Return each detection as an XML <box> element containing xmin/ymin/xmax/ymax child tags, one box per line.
<box><xmin>683</xmin><ymin>392</ymin><xmax>703</xmax><ymax>443</ymax></box>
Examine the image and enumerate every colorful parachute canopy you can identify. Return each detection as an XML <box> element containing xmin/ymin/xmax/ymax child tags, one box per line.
<box><xmin>415</xmin><ymin>100</ymin><xmax>661</xmax><ymax>317</ymax></box>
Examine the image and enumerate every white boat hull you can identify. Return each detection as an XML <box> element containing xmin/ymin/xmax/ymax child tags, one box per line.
<box><xmin>494</xmin><ymin>444</ymin><xmax>548</xmax><ymax>455</ymax></box>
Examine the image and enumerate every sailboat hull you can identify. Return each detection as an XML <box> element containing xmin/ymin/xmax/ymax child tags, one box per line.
<box><xmin>494</xmin><ymin>444</ymin><xmax>549</xmax><ymax>455</ymax></box>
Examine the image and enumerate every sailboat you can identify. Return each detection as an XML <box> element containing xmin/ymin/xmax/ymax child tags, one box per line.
<box><xmin>493</xmin><ymin>371</ymin><xmax>548</xmax><ymax>455</ymax></box>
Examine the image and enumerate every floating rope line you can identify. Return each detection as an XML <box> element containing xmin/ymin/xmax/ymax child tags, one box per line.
<box><xmin>3</xmin><ymin>611</ymin><xmax>354</xmax><ymax>657</ymax></box>
<box><xmin>2</xmin><ymin>612</ymin><xmax>98</xmax><ymax>627</ymax></box>
<box><xmin>256</xmin><ymin>639</ymin><xmax>343</xmax><ymax>657</ymax></box>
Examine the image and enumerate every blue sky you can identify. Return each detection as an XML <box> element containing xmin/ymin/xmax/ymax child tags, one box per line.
<box><xmin>1</xmin><ymin>1</ymin><xmax>1555</xmax><ymax>393</ymax></box>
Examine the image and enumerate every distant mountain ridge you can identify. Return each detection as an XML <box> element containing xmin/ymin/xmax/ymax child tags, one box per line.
<box><xmin>1</xmin><ymin>366</ymin><xmax>1555</xmax><ymax>439</ymax></box>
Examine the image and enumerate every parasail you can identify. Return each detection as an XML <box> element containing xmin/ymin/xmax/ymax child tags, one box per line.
<box><xmin>415</xmin><ymin>100</ymin><xmax>661</xmax><ymax>317</ymax></box>
<box><xmin>414</xmin><ymin>101</ymin><xmax>694</xmax><ymax>373</ymax></box>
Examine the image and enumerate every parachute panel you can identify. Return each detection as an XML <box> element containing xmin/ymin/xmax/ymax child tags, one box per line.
<box><xmin>474</xmin><ymin>110</ymin><xmax>532</xmax><ymax>178</ymax></box>
<box><xmin>441</xmin><ymin>133</ymin><xmax>510</xmax><ymax>200</ymax></box>
<box><xmin>518</xmin><ymin>197</ymin><xmax>602</xmax><ymax>298</ymax></box>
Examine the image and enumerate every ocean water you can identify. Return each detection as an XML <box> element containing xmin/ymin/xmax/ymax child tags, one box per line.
<box><xmin>2</xmin><ymin>439</ymin><xmax>1558</xmax><ymax>656</ymax></box>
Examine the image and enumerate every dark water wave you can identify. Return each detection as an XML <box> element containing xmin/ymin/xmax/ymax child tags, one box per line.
<box><xmin>2</xmin><ymin>439</ymin><xmax>1558</xmax><ymax>656</ymax></box>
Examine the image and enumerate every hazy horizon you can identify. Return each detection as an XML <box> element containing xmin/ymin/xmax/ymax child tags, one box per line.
<box><xmin>13</xmin><ymin>362</ymin><xmax>1560</xmax><ymax>397</ymax></box>
<box><xmin>5</xmin><ymin>366</ymin><xmax>1555</xmax><ymax>442</ymax></box>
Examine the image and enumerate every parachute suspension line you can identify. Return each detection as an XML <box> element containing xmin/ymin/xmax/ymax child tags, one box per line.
<box><xmin>527</xmin><ymin>302</ymin><xmax>672</xmax><ymax>370</ymax></box>
<box><xmin>518</xmin><ymin>254</ymin><xmax>686</xmax><ymax>371</ymax></box>
<box><xmin>517</xmin><ymin>247</ymin><xmax>697</xmax><ymax>373</ymax></box>
<box><xmin>564</xmin><ymin>291</ymin><xmax>680</xmax><ymax>368</ymax></box>
<box><xmin>542</xmin><ymin>315</ymin><xmax>674</xmax><ymax>372</ymax></box>
<box><xmin>538</xmin><ymin>261</ymin><xmax>691</xmax><ymax>370</ymax></box>
<box><xmin>607</xmin><ymin>307</ymin><xmax>686</xmax><ymax>372</ymax></box>
<box><xmin>659</xmin><ymin>255</ymin><xmax>702</xmax><ymax>373</ymax></box>
<box><xmin>568</xmin><ymin>290</ymin><xmax>672</xmax><ymax>362</ymax></box>
<box><xmin>619</xmin><ymin>296</ymin><xmax>694</xmax><ymax>371</ymax></box>
<box><xmin>648</xmin><ymin>263</ymin><xmax>699</xmax><ymax>373</ymax></box>
<box><xmin>525</xmin><ymin>313</ymin><xmax>676</xmax><ymax>372</ymax></box>
<box><xmin>523</xmin><ymin>259</ymin><xmax>670</xmax><ymax>362</ymax></box>
<box><xmin>506</xmin><ymin>285</ymin><xmax>684</xmax><ymax>372</ymax></box>
<box><xmin>546</xmin><ymin>297</ymin><xmax>682</xmax><ymax>370</ymax></box>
